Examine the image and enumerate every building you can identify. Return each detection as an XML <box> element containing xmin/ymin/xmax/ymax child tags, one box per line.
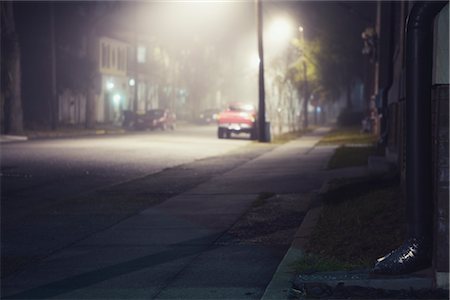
<box><xmin>371</xmin><ymin>1</ymin><xmax>448</xmax><ymax>288</ymax></box>
<box><xmin>94</xmin><ymin>37</ymin><xmax>130</xmax><ymax>124</ymax></box>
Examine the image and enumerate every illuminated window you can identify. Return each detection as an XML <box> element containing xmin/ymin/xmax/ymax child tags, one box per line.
<box><xmin>101</xmin><ymin>43</ymin><xmax>108</xmax><ymax>68</ymax></box>
<box><xmin>111</xmin><ymin>48</ymin><xmax>117</xmax><ymax>68</ymax></box>
<box><xmin>106</xmin><ymin>45</ymin><xmax>110</xmax><ymax>68</ymax></box>
<box><xmin>117</xmin><ymin>48</ymin><xmax>121</xmax><ymax>70</ymax></box>
<box><xmin>137</xmin><ymin>46</ymin><xmax>146</xmax><ymax>63</ymax></box>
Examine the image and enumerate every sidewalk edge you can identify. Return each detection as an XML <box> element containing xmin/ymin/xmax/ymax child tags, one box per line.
<box><xmin>261</xmin><ymin>205</ymin><xmax>323</xmax><ymax>300</ymax></box>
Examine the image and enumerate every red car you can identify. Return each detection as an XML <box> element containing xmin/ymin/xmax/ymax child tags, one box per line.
<box><xmin>217</xmin><ymin>103</ymin><xmax>257</xmax><ymax>139</ymax></box>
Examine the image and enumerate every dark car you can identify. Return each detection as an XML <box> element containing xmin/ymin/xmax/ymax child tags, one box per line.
<box><xmin>134</xmin><ymin>109</ymin><xmax>176</xmax><ymax>131</ymax></box>
<box><xmin>197</xmin><ymin>109</ymin><xmax>221</xmax><ymax>124</ymax></box>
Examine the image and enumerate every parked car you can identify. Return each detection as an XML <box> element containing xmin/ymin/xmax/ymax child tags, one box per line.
<box><xmin>134</xmin><ymin>109</ymin><xmax>176</xmax><ymax>131</ymax></box>
<box><xmin>217</xmin><ymin>103</ymin><xmax>257</xmax><ymax>139</ymax></box>
<box><xmin>197</xmin><ymin>108</ymin><xmax>221</xmax><ymax>124</ymax></box>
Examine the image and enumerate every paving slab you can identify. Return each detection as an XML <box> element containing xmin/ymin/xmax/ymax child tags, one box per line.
<box><xmin>154</xmin><ymin>244</ymin><xmax>287</xmax><ymax>300</ymax></box>
<box><xmin>3</xmin><ymin>244</ymin><xmax>205</xmax><ymax>299</ymax></box>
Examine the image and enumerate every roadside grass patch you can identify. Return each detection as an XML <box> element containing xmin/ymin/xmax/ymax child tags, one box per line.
<box><xmin>271</xmin><ymin>128</ymin><xmax>313</xmax><ymax>144</ymax></box>
<box><xmin>327</xmin><ymin>145</ymin><xmax>378</xmax><ymax>169</ymax></box>
<box><xmin>302</xmin><ymin>177</ymin><xmax>406</xmax><ymax>270</ymax></box>
<box><xmin>319</xmin><ymin>126</ymin><xmax>382</xmax><ymax>169</ymax></box>
<box><xmin>290</xmin><ymin>253</ymin><xmax>362</xmax><ymax>273</ymax></box>
<box><xmin>318</xmin><ymin>126</ymin><xmax>377</xmax><ymax>146</ymax></box>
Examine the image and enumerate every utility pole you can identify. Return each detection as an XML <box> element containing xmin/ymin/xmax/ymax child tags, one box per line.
<box><xmin>256</xmin><ymin>0</ymin><xmax>268</xmax><ymax>142</ymax></box>
<box><xmin>302</xmin><ymin>60</ymin><xmax>308</xmax><ymax>130</ymax></box>
<box><xmin>133</xmin><ymin>5</ymin><xmax>139</xmax><ymax>113</ymax></box>
<box><xmin>50</xmin><ymin>1</ymin><xmax>57</xmax><ymax>130</ymax></box>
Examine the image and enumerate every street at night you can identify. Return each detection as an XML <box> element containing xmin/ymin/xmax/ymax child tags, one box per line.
<box><xmin>1</xmin><ymin>0</ymin><xmax>449</xmax><ymax>299</ymax></box>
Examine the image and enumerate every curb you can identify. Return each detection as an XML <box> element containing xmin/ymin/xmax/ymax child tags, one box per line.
<box><xmin>24</xmin><ymin>129</ymin><xmax>126</xmax><ymax>140</ymax></box>
<box><xmin>0</xmin><ymin>135</ymin><xmax>29</xmax><ymax>143</ymax></box>
<box><xmin>261</xmin><ymin>204</ymin><xmax>323</xmax><ymax>300</ymax></box>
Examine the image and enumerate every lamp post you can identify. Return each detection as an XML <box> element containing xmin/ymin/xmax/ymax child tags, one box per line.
<box><xmin>133</xmin><ymin>7</ymin><xmax>139</xmax><ymax>114</ymax></box>
<box><xmin>256</xmin><ymin>0</ymin><xmax>268</xmax><ymax>142</ymax></box>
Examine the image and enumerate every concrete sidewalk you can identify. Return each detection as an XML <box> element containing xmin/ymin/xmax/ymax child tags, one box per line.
<box><xmin>2</xmin><ymin>127</ymin><xmax>345</xmax><ymax>299</ymax></box>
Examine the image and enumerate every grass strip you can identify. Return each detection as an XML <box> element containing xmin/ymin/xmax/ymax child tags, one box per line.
<box><xmin>290</xmin><ymin>253</ymin><xmax>362</xmax><ymax>273</ymax></box>
<box><xmin>327</xmin><ymin>145</ymin><xmax>378</xmax><ymax>169</ymax></box>
<box><xmin>318</xmin><ymin>126</ymin><xmax>377</xmax><ymax>146</ymax></box>
<box><xmin>303</xmin><ymin>180</ymin><xmax>406</xmax><ymax>269</ymax></box>
<box><xmin>271</xmin><ymin>130</ymin><xmax>304</xmax><ymax>144</ymax></box>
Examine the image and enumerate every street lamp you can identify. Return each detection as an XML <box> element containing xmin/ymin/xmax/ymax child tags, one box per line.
<box><xmin>106</xmin><ymin>81</ymin><xmax>114</xmax><ymax>90</ymax></box>
<box><xmin>267</xmin><ymin>18</ymin><xmax>294</xmax><ymax>44</ymax></box>
<box><xmin>256</xmin><ymin>0</ymin><xmax>268</xmax><ymax>142</ymax></box>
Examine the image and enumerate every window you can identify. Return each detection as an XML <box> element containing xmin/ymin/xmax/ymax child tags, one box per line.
<box><xmin>106</xmin><ymin>45</ymin><xmax>110</xmax><ymax>68</ymax></box>
<box><xmin>118</xmin><ymin>48</ymin><xmax>125</xmax><ymax>71</ymax></box>
<box><xmin>112</xmin><ymin>48</ymin><xmax>116</xmax><ymax>68</ymax></box>
<box><xmin>101</xmin><ymin>43</ymin><xmax>108</xmax><ymax>68</ymax></box>
<box><xmin>137</xmin><ymin>46</ymin><xmax>146</xmax><ymax>63</ymax></box>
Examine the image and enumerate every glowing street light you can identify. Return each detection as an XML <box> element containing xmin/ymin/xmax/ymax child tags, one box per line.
<box><xmin>267</xmin><ymin>17</ymin><xmax>295</xmax><ymax>46</ymax></box>
<box><xmin>129</xmin><ymin>78</ymin><xmax>136</xmax><ymax>87</ymax></box>
<box><xmin>106</xmin><ymin>81</ymin><xmax>114</xmax><ymax>90</ymax></box>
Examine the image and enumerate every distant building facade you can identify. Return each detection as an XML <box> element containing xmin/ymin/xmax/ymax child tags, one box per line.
<box><xmin>94</xmin><ymin>36</ymin><xmax>130</xmax><ymax>124</ymax></box>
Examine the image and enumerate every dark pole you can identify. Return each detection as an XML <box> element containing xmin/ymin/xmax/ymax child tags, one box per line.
<box><xmin>133</xmin><ymin>5</ymin><xmax>139</xmax><ymax>113</ymax></box>
<box><xmin>256</xmin><ymin>0</ymin><xmax>267</xmax><ymax>142</ymax></box>
<box><xmin>50</xmin><ymin>1</ymin><xmax>57</xmax><ymax>130</ymax></box>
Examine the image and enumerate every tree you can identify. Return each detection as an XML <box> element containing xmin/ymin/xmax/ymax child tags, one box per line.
<box><xmin>1</xmin><ymin>2</ymin><xmax>24</xmax><ymax>134</ymax></box>
<box><xmin>289</xmin><ymin>25</ymin><xmax>364</xmax><ymax>113</ymax></box>
<box><xmin>288</xmin><ymin>37</ymin><xmax>321</xmax><ymax>129</ymax></box>
<box><xmin>287</xmin><ymin>2</ymin><xmax>370</xmax><ymax>114</ymax></box>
